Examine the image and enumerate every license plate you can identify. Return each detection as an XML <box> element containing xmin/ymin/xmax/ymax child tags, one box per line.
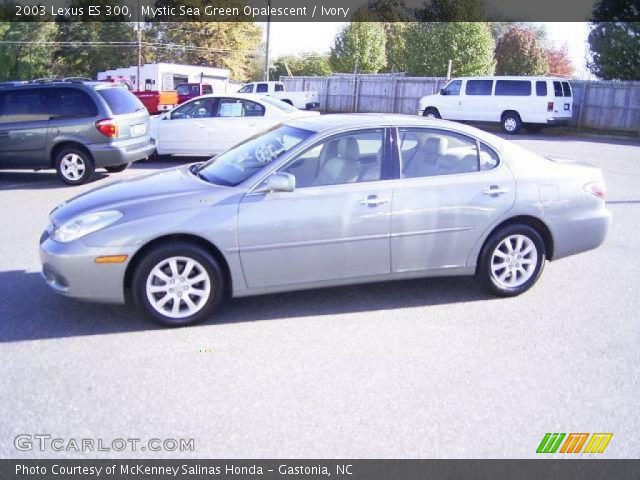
<box><xmin>130</xmin><ymin>124</ymin><xmax>146</xmax><ymax>137</ymax></box>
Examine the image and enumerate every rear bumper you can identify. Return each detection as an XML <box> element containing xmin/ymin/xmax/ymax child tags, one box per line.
<box><xmin>545</xmin><ymin>118</ymin><xmax>570</xmax><ymax>126</ymax></box>
<box><xmin>551</xmin><ymin>208</ymin><xmax>611</xmax><ymax>260</ymax></box>
<box><xmin>88</xmin><ymin>138</ymin><xmax>156</xmax><ymax>167</ymax></box>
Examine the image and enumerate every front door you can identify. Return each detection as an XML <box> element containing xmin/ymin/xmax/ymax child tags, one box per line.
<box><xmin>156</xmin><ymin>97</ymin><xmax>217</xmax><ymax>155</ymax></box>
<box><xmin>393</xmin><ymin>127</ymin><xmax>516</xmax><ymax>273</ymax></box>
<box><xmin>238</xmin><ymin>128</ymin><xmax>393</xmax><ymax>289</ymax></box>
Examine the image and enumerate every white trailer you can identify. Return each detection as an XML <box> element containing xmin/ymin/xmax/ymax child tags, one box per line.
<box><xmin>97</xmin><ymin>62</ymin><xmax>230</xmax><ymax>92</ymax></box>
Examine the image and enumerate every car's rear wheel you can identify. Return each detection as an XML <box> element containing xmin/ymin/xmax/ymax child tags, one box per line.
<box><xmin>423</xmin><ymin>107</ymin><xmax>441</xmax><ymax>119</ymax></box>
<box><xmin>104</xmin><ymin>163</ymin><xmax>131</xmax><ymax>173</ymax></box>
<box><xmin>501</xmin><ymin>112</ymin><xmax>522</xmax><ymax>134</ymax></box>
<box><xmin>475</xmin><ymin>224</ymin><xmax>546</xmax><ymax>297</ymax></box>
<box><xmin>132</xmin><ymin>242</ymin><xmax>225</xmax><ymax>327</ymax></box>
<box><xmin>55</xmin><ymin>148</ymin><xmax>95</xmax><ymax>185</ymax></box>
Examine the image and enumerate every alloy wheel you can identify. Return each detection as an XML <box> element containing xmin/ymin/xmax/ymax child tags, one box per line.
<box><xmin>60</xmin><ymin>153</ymin><xmax>86</xmax><ymax>182</ymax></box>
<box><xmin>490</xmin><ymin>234</ymin><xmax>538</xmax><ymax>288</ymax></box>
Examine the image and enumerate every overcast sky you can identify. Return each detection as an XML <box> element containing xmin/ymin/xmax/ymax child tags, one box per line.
<box><xmin>265</xmin><ymin>22</ymin><xmax>593</xmax><ymax>79</ymax></box>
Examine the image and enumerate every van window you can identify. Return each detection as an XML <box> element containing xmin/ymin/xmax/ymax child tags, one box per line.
<box><xmin>465</xmin><ymin>80</ymin><xmax>493</xmax><ymax>96</ymax></box>
<box><xmin>256</xmin><ymin>83</ymin><xmax>268</xmax><ymax>93</ymax></box>
<box><xmin>441</xmin><ymin>80</ymin><xmax>462</xmax><ymax>96</ymax></box>
<box><xmin>98</xmin><ymin>87</ymin><xmax>145</xmax><ymax>115</ymax></box>
<box><xmin>553</xmin><ymin>81</ymin><xmax>564</xmax><ymax>97</ymax></box>
<box><xmin>495</xmin><ymin>80</ymin><xmax>532</xmax><ymax>96</ymax></box>
<box><xmin>202</xmin><ymin>84</ymin><xmax>213</xmax><ymax>94</ymax></box>
<box><xmin>48</xmin><ymin>88</ymin><xmax>98</xmax><ymax>118</ymax></box>
<box><xmin>0</xmin><ymin>89</ymin><xmax>48</xmax><ymax>123</ymax></box>
<box><xmin>536</xmin><ymin>81</ymin><xmax>547</xmax><ymax>96</ymax></box>
<box><xmin>561</xmin><ymin>81</ymin><xmax>572</xmax><ymax>97</ymax></box>
<box><xmin>274</xmin><ymin>83</ymin><xmax>284</xmax><ymax>92</ymax></box>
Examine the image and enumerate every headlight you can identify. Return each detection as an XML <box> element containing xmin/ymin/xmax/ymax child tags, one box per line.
<box><xmin>52</xmin><ymin>210</ymin><xmax>123</xmax><ymax>243</ymax></box>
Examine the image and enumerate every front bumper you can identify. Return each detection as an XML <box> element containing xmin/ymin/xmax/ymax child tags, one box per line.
<box><xmin>88</xmin><ymin>138</ymin><xmax>156</xmax><ymax>168</ymax></box>
<box><xmin>39</xmin><ymin>235</ymin><xmax>136</xmax><ymax>304</ymax></box>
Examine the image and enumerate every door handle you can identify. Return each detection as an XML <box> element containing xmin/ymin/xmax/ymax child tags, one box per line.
<box><xmin>360</xmin><ymin>195</ymin><xmax>389</xmax><ymax>206</ymax></box>
<box><xmin>483</xmin><ymin>186</ymin><xmax>510</xmax><ymax>196</ymax></box>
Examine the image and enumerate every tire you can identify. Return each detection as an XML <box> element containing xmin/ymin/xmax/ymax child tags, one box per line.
<box><xmin>501</xmin><ymin>112</ymin><xmax>522</xmax><ymax>134</ymax></box>
<box><xmin>423</xmin><ymin>107</ymin><xmax>441</xmax><ymax>119</ymax></box>
<box><xmin>104</xmin><ymin>163</ymin><xmax>131</xmax><ymax>173</ymax></box>
<box><xmin>524</xmin><ymin>124</ymin><xmax>544</xmax><ymax>134</ymax></box>
<box><xmin>132</xmin><ymin>241</ymin><xmax>225</xmax><ymax>327</ymax></box>
<box><xmin>475</xmin><ymin>224</ymin><xmax>546</xmax><ymax>297</ymax></box>
<box><xmin>55</xmin><ymin>148</ymin><xmax>95</xmax><ymax>185</ymax></box>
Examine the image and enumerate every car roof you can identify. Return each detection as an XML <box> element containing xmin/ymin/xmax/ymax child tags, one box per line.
<box><xmin>449</xmin><ymin>76</ymin><xmax>571</xmax><ymax>82</ymax></box>
<box><xmin>0</xmin><ymin>80</ymin><xmax>120</xmax><ymax>91</ymax></box>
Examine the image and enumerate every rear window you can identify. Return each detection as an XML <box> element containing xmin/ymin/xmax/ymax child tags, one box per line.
<box><xmin>536</xmin><ymin>81</ymin><xmax>548</xmax><ymax>96</ymax></box>
<box><xmin>465</xmin><ymin>80</ymin><xmax>493</xmax><ymax>96</ymax></box>
<box><xmin>97</xmin><ymin>87</ymin><xmax>145</xmax><ymax>115</ymax></box>
<box><xmin>495</xmin><ymin>80</ymin><xmax>532</xmax><ymax>96</ymax></box>
<box><xmin>562</xmin><ymin>81</ymin><xmax>572</xmax><ymax>97</ymax></box>
<box><xmin>553</xmin><ymin>81</ymin><xmax>564</xmax><ymax>97</ymax></box>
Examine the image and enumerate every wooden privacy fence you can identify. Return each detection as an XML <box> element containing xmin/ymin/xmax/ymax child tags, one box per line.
<box><xmin>281</xmin><ymin>75</ymin><xmax>640</xmax><ymax>133</ymax></box>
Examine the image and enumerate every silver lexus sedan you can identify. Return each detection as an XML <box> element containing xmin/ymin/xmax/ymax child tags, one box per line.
<box><xmin>40</xmin><ymin>114</ymin><xmax>611</xmax><ymax>327</ymax></box>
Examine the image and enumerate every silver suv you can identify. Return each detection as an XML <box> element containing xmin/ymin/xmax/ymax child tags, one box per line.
<box><xmin>0</xmin><ymin>80</ymin><xmax>155</xmax><ymax>185</ymax></box>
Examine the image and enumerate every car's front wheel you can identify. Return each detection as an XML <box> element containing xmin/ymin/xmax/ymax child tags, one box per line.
<box><xmin>55</xmin><ymin>148</ymin><xmax>95</xmax><ymax>185</ymax></box>
<box><xmin>475</xmin><ymin>224</ymin><xmax>546</xmax><ymax>297</ymax></box>
<box><xmin>104</xmin><ymin>163</ymin><xmax>131</xmax><ymax>173</ymax></box>
<box><xmin>132</xmin><ymin>241</ymin><xmax>225</xmax><ymax>327</ymax></box>
<box><xmin>501</xmin><ymin>112</ymin><xmax>522</xmax><ymax>134</ymax></box>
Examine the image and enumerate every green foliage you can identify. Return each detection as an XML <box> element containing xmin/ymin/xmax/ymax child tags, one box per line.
<box><xmin>418</xmin><ymin>0</ymin><xmax>485</xmax><ymax>21</ymax></box>
<box><xmin>403</xmin><ymin>22</ymin><xmax>495</xmax><ymax>76</ymax></box>
<box><xmin>494</xmin><ymin>26</ymin><xmax>549</xmax><ymax>75</ymax></box>
<box><xmin>588</xmin><ymin>22</ymin><xmax>640</xmax><ymax>80</ymax></box>
<box><xmin>271</xmin><ymin>53</ymin><xmax>332</xmax><ymax>79</ymax></box>
<box><xmin>329</xmin><ymin>22</ymin><xmax>387</xmax><ymax>73</ymax></box>
<box><xmin>0</xmin><ymin>22</ymin><xmax>57</xmax><ymax>81</ymax></box>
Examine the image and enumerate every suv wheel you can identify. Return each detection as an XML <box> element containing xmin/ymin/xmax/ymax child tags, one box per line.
<box><xmin>501</xmin><ymin>112</ymin><xmax>522</xmax><ymax>134</ymax></box>
<box><xmin>104</xmin><ymin>163</ymin><xmax>131</xmax><ymax>173</ymax></box>
<box><xmin>132</xmin><ymin>241</ymin><xmax>225</xmax><ymax>327</ymax></box>
<box><xmin>475</xmin><ymin>224</ymin><xmax>546</xmax><ymax>297</ymax></box>
<box><xmin>55</xmin><ymin>148</ymin><xmax>95</xmax><ymax>185</ymax></box>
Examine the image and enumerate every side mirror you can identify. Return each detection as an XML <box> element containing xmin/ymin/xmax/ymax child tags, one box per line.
<box><xmin>440</xmin><ymin>88</ymin><xmax>447</xmax><ymax>95</ymax></box>
<box><xmin>254</xmin><ymin>172</ymin><xmax>296</xmax><ymax>194</ymax></box>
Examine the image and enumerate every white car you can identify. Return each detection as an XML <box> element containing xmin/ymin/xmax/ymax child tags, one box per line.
<box><xmin>238</xmin><ymin>81</ymin><xmax>320</xmax><ymax>110</ymax></box>
<box><xmin>150</xmin><ymin>93</ymin><xmax>319</xmax><ymax>157</ymax></box>
<box><xmin>418</xmin><ymin>76</ymin><xmax>573</xmax><ymax>134</ymax></box>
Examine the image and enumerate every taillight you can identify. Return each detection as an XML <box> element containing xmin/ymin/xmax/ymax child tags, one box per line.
<box><xmin>95</xmin><ymin>118</ymin><xmax>118</xmax><ymax>138</ymax></box>
<box><xmin>584</xmin><ymin>182</ymin><xmax>606</xmax><ymax>200</ymax></box>
<box><xmin>547</xmin><ymin>102</ymin><xmax>554</xmax><ymax>112</ymax></box>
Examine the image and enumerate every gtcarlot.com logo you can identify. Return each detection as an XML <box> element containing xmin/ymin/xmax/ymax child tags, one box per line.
<box><xmin>536</xmin><ymin>433</ymin><xmax>612</xmax><ymax>454</ymax></box>
<box><xmin>14</xmin><ymin>434</ymin><xmax>195</xmax><ymax>452</ymax></box>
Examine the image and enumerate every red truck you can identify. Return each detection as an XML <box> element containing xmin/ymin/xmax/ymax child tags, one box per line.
<box><xmin>101</xmin><ymin>76</ymin><xmax>178</xmax><ymax>114</ymax></box>
<box><xmin>176</xmin><ymin>83</ymin><xmax>213</xmax><ymax>105</ymax></box>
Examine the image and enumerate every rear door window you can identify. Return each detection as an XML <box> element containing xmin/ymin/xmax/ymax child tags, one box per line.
<box><xmin>561</xmin><ymin>81</ymin><xmax>572</xmax><ymax>97</ymax></box>
<box><xmin>98</xmin><ymin>87</ymin><xmax>145</xmax><ymax>115</ymax></box>
<box><xmin>495</xmin><ymin>80</ymin><xmax>532</xmax><ymax>96</ymax></box>
<box><xmin>553</xmin><ymin>81</ymin><xmax>564</xmax><ymax>97</ymax></box>
<box><xmin>0</xmin><ymin>89</ymin><xmax>50</xmax><ymax>123</ymax></box>
<box><xmin>465</xmin><ymin>80</ymin><xmax>493</xmax><ymax>96</ymax></box>
<box><xmin>214</xmin><ymin>98</ymin><xmax>265</xmax><ymax>117</ymax></box>
<box><xmin>536</xmin><ymin>81</ymin><xmax>548</xmax><ymax>96</ymax></box>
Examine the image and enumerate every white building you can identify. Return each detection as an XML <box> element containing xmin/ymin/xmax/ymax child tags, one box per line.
<box><xmin>97</xmin><ymin>63</ymin><xmax>230</xmax><ymax>92</ymax></box>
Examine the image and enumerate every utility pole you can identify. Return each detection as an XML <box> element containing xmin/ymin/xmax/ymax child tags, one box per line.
<box><xmin>446</xmin><ymin>59</ymin><xmax>452</xmax><ymax>80</ymax></box>
<box><xmin>264</xmin><ymin>0</ymin><xmax>271</xmax><ymax>81</ymax></box>
<box><xmin>136</xmin><ymin>22</ymin><xmax>142</xmax><ymax>91</ymax></box>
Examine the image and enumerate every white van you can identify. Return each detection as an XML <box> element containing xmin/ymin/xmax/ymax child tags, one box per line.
<box><xmin>417</xmin><ymin>76</ymin><xmax>573</xmax><ymax>134</ymax></box>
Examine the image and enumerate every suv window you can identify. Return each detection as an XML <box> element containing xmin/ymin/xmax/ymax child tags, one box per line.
<box><xmin>98</xmin><ymin>87</ymin><xmax>145</xmax><ymax>115</ymax></box>
<box><xmin>495</xmin><ymin>80</ymin><xmax>532</xmax><ymax>96</ymax></box>
<box><xmin>561</xmin><ymin>81</ymin><xmax>572</xmax><ymax>97</ymax></box>
<box><xmin>536</xmin><ymin>81</ymin><xmax>548</xmax><ymax>96</ymax></box>
<box><xmin>399</xmin><ymin>128</ymin><xmax>481</xmax><ymax>178</ymax></box>
<box><xmin>441</xmin><ymin>80</ymin><xmax>462</xmax><ymax>96</ymax></box>
<box><xmin>274</xmin><ymin>83</ymin><xmax>284</xmax><ymax>92</ymax></box>
<box><xmin>465</xmin><ymin>80</ymin><xmax>493</xmax><ymax>96</ymax></box>
<box><xmin>0</xmin><ymin>89</ymin><xmax>49</xmax><ymax>123</ymax></box>
<box><xmin>256</xmin><ymin>83</ymin><xmax>268</xmax><ymax>93</ymax></box>
<box><xmin>49</xmin><ymin>88</ymin><xmax>98</xmax><ymax>118</ymax></box>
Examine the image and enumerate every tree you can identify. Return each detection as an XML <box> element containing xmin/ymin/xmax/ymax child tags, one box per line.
<box><xmin>403</xmin><ymin>22</ymin><xmax>495</xmax><ymax>77</ymax></box>
<box><xmin>546</xmin><ymin>45</ymin><xmax>574</xmax><ymax>77</ymax></box>
<box><xmin>494</xmin><ymin>26</ymin><xmax>549</xmax><ymax>76</ymax></box>
<box><xmin>329</xmin><ymin>22</ymin><xmax>387</xmax><ymax>73</ymax></box>
<box><xmin>271</xmin><ymin>53</ymin><xmax>331</xmax><ymax>79</ymax></box>
<box><xmin>418</xmin><ymin>0</ymin><xmax>485</xmax><ymax>21</ymax></box>
<box><xmin>588</xmin><ymin>19</ymin><xmax>640</xmax><ymax>80</ymax></box>
<box><xmin>0</xmin><ymin>22</ymin><xmax>58</xmax><ymax>81</ymax></box>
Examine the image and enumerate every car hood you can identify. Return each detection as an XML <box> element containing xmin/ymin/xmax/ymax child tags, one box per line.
<box><xmin>50</xmin><ymin>165</ymin><xmax>233</xmax><ymax>226</ymax></box>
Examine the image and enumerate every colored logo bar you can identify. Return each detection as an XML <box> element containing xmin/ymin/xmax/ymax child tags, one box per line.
<box><xmin>537</xmin><ymin>433</ymin><xmax>612</xmax><ymax>454</ymax></box>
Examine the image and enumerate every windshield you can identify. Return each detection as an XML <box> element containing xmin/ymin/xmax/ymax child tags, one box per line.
<box><xmin>196</xmin><ymin>125</ymin><xmax>314</xmax><ymax>186</ymax></box>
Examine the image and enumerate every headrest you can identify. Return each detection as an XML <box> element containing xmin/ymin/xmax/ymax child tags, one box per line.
<box><xmin>337</xmin><ymin>137</ymin><xmax>360</xmax><ymax>160</ymax></box>
<box><xmin>424</xmin><ymin>136</ymin><xmax>448</xmax><ymax>156</ymax></box>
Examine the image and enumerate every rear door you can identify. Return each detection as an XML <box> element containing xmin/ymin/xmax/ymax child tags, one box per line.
<box><xmin>392</xmin><ymin>127</ymin><xmax>516</xmax><ymax>272</ymax></box>
<box><xmin>0</xmin><ymin>88</ymin><xmax>49</xmax><ymax>168</ymax></box>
